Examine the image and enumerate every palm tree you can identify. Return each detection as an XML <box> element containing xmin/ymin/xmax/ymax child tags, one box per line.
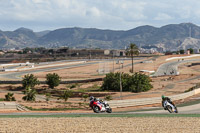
<box><xmin>126</xmin><ymin>43</ymin><xmax>139</xmax><ymax>73</ymax></box>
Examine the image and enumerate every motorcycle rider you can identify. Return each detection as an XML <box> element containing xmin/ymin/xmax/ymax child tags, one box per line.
<box><xmin>89</xmin><ymin>96</ymin><xmax>100</xmax><ymax>105</ymax></box>
<box><xmin>89</xmin><ymin>96</ymin><xmax>95</xmax><ymax>108</ymax></box>
<box><xmin>89</xmin><ymin>96</ymin><xmax>94</xmax><ymax>102</ymax></box>
<box><xmin>161</xmin><ymin>95</ymin><xmax>175</xmax><ymax>110</ymax></box>
<box><xmin>89</xmin><ymin>96</ymin><xmax>106</xmax><ymax>107</ymax></box>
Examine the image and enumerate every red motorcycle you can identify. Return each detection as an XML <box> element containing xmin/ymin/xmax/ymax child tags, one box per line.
<box><xmin>89</xmin><ymin>100</ymin><xmax>112</xmax><ymax>113</ymax></box>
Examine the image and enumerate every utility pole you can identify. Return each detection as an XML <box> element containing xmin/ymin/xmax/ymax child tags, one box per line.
<box><xmin>117</xmin><ymin>60</ymin><xmax>124</xmax><ymax>100</ymax></box>
<box><xmin>112</xmin><ymin>51</ymin><xmax>115</xmax><ymax>72</ymax></box>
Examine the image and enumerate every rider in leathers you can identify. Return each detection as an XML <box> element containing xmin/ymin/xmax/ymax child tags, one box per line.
<box><xmin>161</xmin><ymin>95</ymin><xmax>175</xmax><ymax>110</ymax></box>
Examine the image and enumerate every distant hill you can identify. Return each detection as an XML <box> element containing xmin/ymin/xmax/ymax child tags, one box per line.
<box><xmin>0</xmin><ymin>23</ymin><xmax>200</xmax><ymax>51</ymax></box>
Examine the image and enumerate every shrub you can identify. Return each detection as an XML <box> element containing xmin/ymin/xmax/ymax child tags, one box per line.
<box><xmin>101</xmin><ymin>72</ymin><xmax>131</xmax><ymax>91</ymax></box>
<box><xmin>184</xmin><ymin>83</ymin><xmax>200</xmax><ymax>92</ymax></box>
<box><xmin>101</xmin><ymin>72</ymin><xmax>118</xmax><ymax>91</ymax></box>
<box><xmin>69</xmin><ymin>84</ymin><xmax>77</xmax><ymax>89</ymax></box>
<box><xmin>46</xmin><ymin>73</ymin><xmax>61</xmax><ymax>89</ymax></box>
<box><xmin>45</xmin><ymin>93</ymin><xmax>51</xmax><ymax>102</ymax></box>
<box><xmin>129</xmin><ymin>72</ymin><xmax>153</xmax><ymax>92</ymax></box>
<box><xmin>82</xmin><ymin>94</ymin><xmax>89</xmax><ymax>102</ymax></box>
<box><xmin>59</xmin><ymin>90</ymin><xmax>73</xmax><ymax>102</ymax></box>
<box><xmin>101</xmin><ymin>72</ymin><xmax>153</xmax><ymax>93</ymax></box>
<box><xmin>104</xmin><ymin>95</ymin><xmax>112</xmax><ymax>101</ymax></box>
<box><xmin>5</xmin><ymin>93</ymin><xmax>16</xmax><ymax>101</ymax></box>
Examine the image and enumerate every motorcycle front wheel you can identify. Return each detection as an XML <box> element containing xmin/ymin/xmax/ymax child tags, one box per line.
<box><xmin>166</xmin><ymin>105</ymin><xmax>173</xmax><ymax>113</ymax></box>
<box><xmin>174</xmin><ymin>107</ymin><xmax>178</xmax><ymax>113</ymax></box>
<box><xmin>106</xmin><ymin>108</ymin><xmax>112</xmax><ymax>113</ymax></box>
<box><xmin>93</xmin><ymin>106</ymin><xmax>100</xmax><ymax>113</ymax></box>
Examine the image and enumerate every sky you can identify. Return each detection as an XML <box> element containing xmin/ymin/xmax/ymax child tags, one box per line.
<box><xmin>1</xmin><ymin>0</ymin><xmax>200</xmax><ymax>32</ymax></box>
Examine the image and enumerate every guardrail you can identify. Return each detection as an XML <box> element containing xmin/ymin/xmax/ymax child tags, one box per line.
<box><xmin>108</xmin><ymin>88</ymin><xmax>200</xmax><ymax>108</ymax></box>
<box><xmin>166</xmin><ymin>54</ymin><xmax>200</xmax><ymax>61</ymax></box>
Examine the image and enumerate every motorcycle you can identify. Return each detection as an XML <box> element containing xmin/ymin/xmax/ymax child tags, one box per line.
<box><xmin>163</xmin><ymin>100</ymin><xmax>178</xmax><ymax>113</ymax></box>
<box><xmin>89</xmin><ymin>100</ymin><xmax>112</xmax><ymax>113</ymax></box>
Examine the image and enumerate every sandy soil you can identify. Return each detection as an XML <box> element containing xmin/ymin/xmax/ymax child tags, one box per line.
<box><xmin>0</xmin><ymin>117</ymin><xmax>200</xmax><ymax>133</ymax></box>
<box><xmin>0</xmin><ymin>54</ymin><xmax>200</xmax><ymax>112</ymax></box>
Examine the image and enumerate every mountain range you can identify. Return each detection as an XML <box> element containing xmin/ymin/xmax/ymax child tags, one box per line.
<box><xmin>1</xmin><ymin>23</ymin><xmax>200</xmax><ymax>51</ymax></box>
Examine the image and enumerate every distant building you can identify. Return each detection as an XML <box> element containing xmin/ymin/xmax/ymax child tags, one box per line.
<box><xmin>193</xmin><ymin>49</ymin><xmax>200</xmax><ymax>54</ymax></box>
<box><xmin>186</xmin><ymin>50</ymin><xmax>190</xmax><ymax>55</ymax></box>
<box><xmin>111</xmin><ymin>50</ymin><xmax>126</xmax><ymax>56</ymax></box>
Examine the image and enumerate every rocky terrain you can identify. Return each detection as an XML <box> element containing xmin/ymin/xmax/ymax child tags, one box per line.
<box><xmin>1</xmin><ymin>23</ymin><xmax>200</xmax><ymax>50</ymax></box>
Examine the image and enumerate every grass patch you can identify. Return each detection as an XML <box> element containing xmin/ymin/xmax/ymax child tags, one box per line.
<box><xmin>74</xmin><ymin>84</ymin><xmax>101</xmax><ymax>92</ymax></box>
<box><xmin>0</xmin><ymin>113</ymin><xmax>200</xmax><ymax>118</ymax></box>
<box><xmin>0</xmin><ymin>98</ymin><xmax>4</xmax><ymax>101</ymax></box>
<box><xmin>26</xmin><ymin>106</ymin><xmax>83</xmax><ymax>111</ymax></box>
<box><xmin>66</xmin><ymin>83</ymin><xmax>82</xmax><ymax>89</ymax></box>
<box><xmin>176</xmin><ymin>99</ymin><xmax>200</xmax><ymax>107</ymax></box>
<box><xmin>118</xmin><ymin>107</ymin><xmax>163</xmax><ymax>113</ymax></box>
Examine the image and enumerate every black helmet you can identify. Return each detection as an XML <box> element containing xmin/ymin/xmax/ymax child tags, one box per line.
<box><xmin>89</xmin><ymin>96</ymin><xmax>94</xmax><ymax>101</ymax></box>
<box><xmin>94</xmin><ymin>98</ymin><xmax>97</xmax><ymax>101</ymax></box>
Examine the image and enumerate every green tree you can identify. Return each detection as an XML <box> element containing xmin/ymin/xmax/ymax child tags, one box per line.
<box><xmin>101</xmin><ymin>72</ymin><xmax>152</xmax><ymax>93</ymax></box>
<box><xmin>179</xmin><ymin>49</ymin><xmax>185</xmax><ymax>54</ymax></box>
<box><xmin>22</xmin><ymin>89</ymin><xmax>36</xmax><ymax>101</ymax></box>
<box><xmin>101</xmin><ymin>72</ymin><xmax>131</xmax><ymax>91</ymax></box>
<box><xmin>22</xmin><ymin>47</ymin><xmax>33</xmax><ymax>54</ymax></box>
<box><xmin>129</xmin><ymin>72</ymin><xmax>153</xmax><ymax>92</ymax></box>
<box><xmin>5</xmin><ymin>93</ymin><xmax>16</xmax><ymax>101</ymax></box>
<box><xmin>46</xmin><ymin>73</ymin><xmax>61</xmax><ymax>89</ymax></box>
<box><xmin>188</xmin><ymin>48</ymin><xmax>194</xmax><ymax>54</ymax></box>
<box><xmin>126</xmin><ymin>43</ymin><xmax>139</xmax><ymax>73</ymax></box>
<box><xmin>22</xmin><ymin>74</ymin><xmax>39</xmax><ymax>101</ymax></box>
<box><xmin>22</xmin><ymin>74</ymin><xmax>40</xmax><ymax>90</ymax></box>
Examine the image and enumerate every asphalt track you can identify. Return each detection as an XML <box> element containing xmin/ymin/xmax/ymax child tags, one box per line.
<box><xmin>0</xmin><ymin>58</ymin><xmax>147</xmax><ymax>80</ymax></box>
<box><xmin>0</xmin><ymin>61</ymin><xmax>99</xmax><ymax>80</ymax></box>
<box><xmin>0</xmin><ymin>103</ymin><xmax>200</xmax><ymax>115</ymax></box>
<box><xmin>154</xmin><ymin>59</ymin><xmax>200</xmax><ymax>76</ymax></box>
<box><xmin>1</xmin><ymin>57</ymin><xmax>200</xmax><ymax>115</ymax></box>
<box><xmin>129</xmin><ymin>103</ymin><xmax>200</xmax><ymax>114</ymax></box>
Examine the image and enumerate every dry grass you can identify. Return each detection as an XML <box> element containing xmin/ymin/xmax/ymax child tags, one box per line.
<box><xmin>0</xmin><ymin>117</ymin><xmax>200</xmax><ymax>133</ymax></box>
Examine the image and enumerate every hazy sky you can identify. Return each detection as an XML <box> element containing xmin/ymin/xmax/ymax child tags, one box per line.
<box><xmin>1</xmin><ymin>0</ymin><xmax>200</xmax><ymax>31</ymax></box>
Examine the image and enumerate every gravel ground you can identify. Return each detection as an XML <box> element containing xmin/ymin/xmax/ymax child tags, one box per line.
<box><xmin>0</xmin><ymin>117</ymin><xmax>200</xmax><ymax>133</ymax></box>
